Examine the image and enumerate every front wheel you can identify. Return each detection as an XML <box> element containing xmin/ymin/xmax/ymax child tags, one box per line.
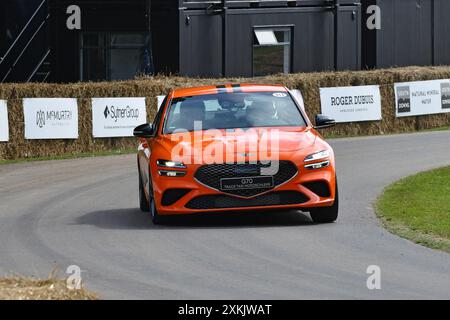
<box><xmin>149</xmin><ymin>196</ymin><xmax>164</xmax><ymax>225</ymax></box>
<box><xmin>139</xmin><ymin>170</ymin><xmax>149</xmax><ymax>212</ymax></box>
<box><xmin>309</xmin><ymin>181</ymin><xmax>339</xmax><ymax>223</ymax></box>
<box><xmin>138</xmin><ymin>166</ymin><xmax>164</xmax><ymax>224</ymax></box>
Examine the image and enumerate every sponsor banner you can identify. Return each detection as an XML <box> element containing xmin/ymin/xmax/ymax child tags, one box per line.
<box><xmin>319</xmin><ymin>85</ymin><xmax>382</xmax><ymax>123</ymax></box>
<box><xmin>92</xmin><ymin>97</ymin><xmax>147</xmax><ymax>138</ymax></box>
<box><xmin>0</xmin><ymin>100</ymin><xmax>9</xmax><ymax>142</ymax></box>
<box><xmin>157</xmin><ymin>95</ymin><xmax>166</xmax><ymax>110</ymax></box>
<box><xmin>395</xmin><ymin>79</ymin><xmax>450</xmax><ymax>117</ymax></box>
<box><xmin>289</xmin><ymin>89</ymin><xmax>305</xmax><ymax>111</ymax></box>
<box><xmin>23</xmin><ymin>98</ymin><xmax>78</xmax><ymax>140</ymax></box>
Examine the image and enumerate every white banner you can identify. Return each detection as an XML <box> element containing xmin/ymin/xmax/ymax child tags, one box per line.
<box><xmin>157</xmin><ymin>95</ymin><xmax>166</xmax><ymax>110</ymax></box>
<box><xmin>320</xmin><ymin>85</ymin><xmax>382</xmax><ymax>123</ymax></box>
<box><xmin>92</xmin><ymin>97</ymin><xmax>147</xmax><ymax>138</ymax></box>
<box><xmin>23</xmin><ymin>98</ymin><xmax>78</xmax><ymax>140</ymax></box>
<box><xmin>289</xmin><ymin>89</ymin><xmax>305</xmax><ymax>111</ymax></box>
<box><xmin>0</xmin><ymin>100</ymin><xmax>8</xmax><ymax>142</ymax></box>
<box><xmin>395</xmin><ymin>79</ymin><xmax>450</xmax><ymax>117</ymax></box>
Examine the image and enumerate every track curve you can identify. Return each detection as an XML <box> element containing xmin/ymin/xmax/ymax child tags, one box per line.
<box><xmin>1</xmin><ymin>131</ymin><xmax>450</xmax><ymax>299</ymax></box>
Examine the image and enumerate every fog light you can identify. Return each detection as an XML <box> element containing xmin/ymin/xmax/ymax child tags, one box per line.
<box><xmin>158</xmin><ymin>170</ymin><xmax>186</xmax><ymax>177</ymax></box>
<box><xmin>304</xmin><ymin>160</ymin><xmax>330</xmax><ymax>170</ymax></box>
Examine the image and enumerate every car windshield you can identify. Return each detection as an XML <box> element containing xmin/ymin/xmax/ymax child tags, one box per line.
<box><xmin>163</xmin><ymin>91</ymin><xmax>306</xmax><ymax>134</ymax></box>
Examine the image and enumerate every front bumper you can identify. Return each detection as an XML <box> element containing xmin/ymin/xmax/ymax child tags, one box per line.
<box><xmin>152</xmin><ymin>162</ymin><xmax>336</xmax><ymax>216</ymax></box>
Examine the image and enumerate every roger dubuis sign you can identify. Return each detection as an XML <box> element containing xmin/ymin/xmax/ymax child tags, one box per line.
<box><xmin>319</xmin><ymin>85</ymin><xmax>382</xmax><ymax>123</ymax></box>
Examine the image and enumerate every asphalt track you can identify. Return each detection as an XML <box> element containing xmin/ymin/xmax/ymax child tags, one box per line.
<box><xmin>1</xmin><ymin>131</ymin><xmax>450</xmax><ymax>299</ymax></box>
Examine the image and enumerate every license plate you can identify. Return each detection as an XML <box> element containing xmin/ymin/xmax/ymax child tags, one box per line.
<box><xmin>220</xmin><ymin>176</ymin><xmax>274</xmax><ymax>191</ymax></box>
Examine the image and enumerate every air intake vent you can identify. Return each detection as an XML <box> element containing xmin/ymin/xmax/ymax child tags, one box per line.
<box><xmin>302</xmin><ymin>181</ymin><xmax>331</xmax><ymax>198</ymax></box>
<box><xmin>186</xmin><ymin>191</ymin><xmax>308</xmax><ymax>210</ymax></box>
<box><xmin>161</xmin><ymin>189</ymin><xmax>191</xmax><ymax>206</ymax></box>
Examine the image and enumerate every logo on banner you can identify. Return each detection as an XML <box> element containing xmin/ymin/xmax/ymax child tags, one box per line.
<box><xmin>36</xmin><ymin>110</ymin><xmax>46</xmax><ymax>128</ymax></box>
<box><xmin>104</xmin><ymin>106</ymin><xmax>110</xmax><ymax>119</ymax></box>
<box><xmin>35</xmin><ymin>109</ymin><xmax>73</xmax><ymax>128</ymax></box>
<box><xmin>103</xmin><ymin>105</ymin><xmax>139</xmax><ymax>123</ymax></box>
<box><xmin>397</xmin><ymin>86</ymin><xmax>411</xmax><ymax>113</ymax></box>
<box><xmin>441</xmin><ymin>83</ymin><xmax>450</xmax><ymax>109</ymax></box>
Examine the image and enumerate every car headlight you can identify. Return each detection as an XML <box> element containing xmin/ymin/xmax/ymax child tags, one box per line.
<box><xmin>156</xmin><ymin>159</ymin><xmax>186</xmax><ymax>168</ymax></box>
<box><xmin>304</xmin><ymin>150</ymin><xmax>330</xmax><ymax>163</ymax></box>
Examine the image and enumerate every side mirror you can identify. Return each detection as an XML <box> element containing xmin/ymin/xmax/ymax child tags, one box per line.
<box><xmin>133</xmin><ymin>123</ymin><xmax>154</xmax><ymax>138</ymax></box>
<box><xmin>314</xmin><ymin>115</ymin><xmax>336</xmax><ymax>129</ymax></box>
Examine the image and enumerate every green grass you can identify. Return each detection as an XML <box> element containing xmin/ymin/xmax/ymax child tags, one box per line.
<box><xmin>0</xmin><ymin>148</ymin><xmax>135</xmax><ymax>165</ymax></box>
<box><xmin>324</xmin><ymin>125</ymin><xmax>450</xmax><ymax>139</ymax></box>
<box><xmin>424</xmin><ymin>125</ymin><xmax>450</xmax><ymax>132</ymax></box>
<box><xmin>376</xmin><ymin>166</ymin><xmax>450</xmax><ymax>253</ymax></box>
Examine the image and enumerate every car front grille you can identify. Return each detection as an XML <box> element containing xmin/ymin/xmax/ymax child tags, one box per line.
<box><xmin>185</xmin><ymin>191</ymin><xmax>309</xmax><ymax>210</ymax></box>
<box><xmin>194</xmin><ymin>161</ymin><xmax>298</xmax><ymax>197</ymax></box>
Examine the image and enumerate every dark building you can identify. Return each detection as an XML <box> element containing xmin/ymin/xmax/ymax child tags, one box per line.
<box><xmin>152</xmin><ymin>0</ymin><xmax>361</xmax><ymax>77</ymax></box>
<box><xmin>361</xmin><ymin>0</ymin><xmax>450</xmax><ymax>69</ymax></box>
<box><xmin>0</xmin><ymin>0</ymin><xmax>449</xmax><ymax>83</ymax></box>
<box><xmin>0</xmin><ymin>0</ymin><xmax>151</xmax><ymax>83</ymax></box>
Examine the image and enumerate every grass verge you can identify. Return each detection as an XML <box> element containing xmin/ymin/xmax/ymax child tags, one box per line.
<box><xmin>376</xmin><ymin>166</ymin><xmax>450</xmax><ymax>253</ymax></box>
<box><xmin>324</xmin><ymin>125</ymin><xmax>450</xmax><ymax>139</ymax></box>
<box><xmin>0</xmin><ymin>148</ymin><xmax>135</xmax><ymax>165</ymax></box>
<box><xmin>0</xmin><ymin>274</ymin><xmax>98</xmax><ymax>300</ymax></box>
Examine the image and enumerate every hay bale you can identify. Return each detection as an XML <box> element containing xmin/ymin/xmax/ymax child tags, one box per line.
<box><xmin>1</xmin><ymin>66</ymin><xmax>450</xmax><ymax>160</ymax></box>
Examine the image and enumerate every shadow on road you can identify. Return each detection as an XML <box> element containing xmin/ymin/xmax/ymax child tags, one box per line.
<box><xmin>75</xmin><ymin>208</ymin><xmax>314</xmax><ymax>230</ymax></box>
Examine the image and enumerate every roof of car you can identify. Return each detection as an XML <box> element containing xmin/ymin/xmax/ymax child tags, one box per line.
<box><xmin>171</xmin><ymin>84</ymin><xmax>287</xmax><ymax>98</ymax></box>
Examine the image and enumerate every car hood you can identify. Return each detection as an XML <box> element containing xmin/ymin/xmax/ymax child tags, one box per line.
<box><xmin>157</xmin><ymin>127</ymin><xmax>316</xmax><ymax>161</ymax></box>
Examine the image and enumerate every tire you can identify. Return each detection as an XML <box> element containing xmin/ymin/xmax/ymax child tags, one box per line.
<box><xmin>310</xmin><ymin>181</ymin><xmax>339</xmax><ymax>223</ymax></box>
<box><xmin>149</xmin><ymin>196</ymin><xmax>163</xmax><ymax>225</ymax></box>
<box><xmin>138</xmin><ymin>170</ymin><xmax>150</xmax><ymax>212</ymax></box>
<box><xmin>138</xmin><ymin>168</ymin><xmax>164</xmax><ymax>224</ymax></box>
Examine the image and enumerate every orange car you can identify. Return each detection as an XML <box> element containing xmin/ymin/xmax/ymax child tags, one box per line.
<box><xmin>134</xmin><ymin>84</ymin><xmax>338</xmax><ymax>224</ymax></box>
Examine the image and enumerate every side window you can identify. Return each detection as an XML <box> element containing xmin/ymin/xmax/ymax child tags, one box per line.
<box><xmin>165</xmin><ymin>102</ymin><xmax>181</xmax><ymax>132</ymax></box>
<box><xmin>152</xmin><ymin>95</ymin><xmax>168</xmax><ymax>134</ymax></box>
